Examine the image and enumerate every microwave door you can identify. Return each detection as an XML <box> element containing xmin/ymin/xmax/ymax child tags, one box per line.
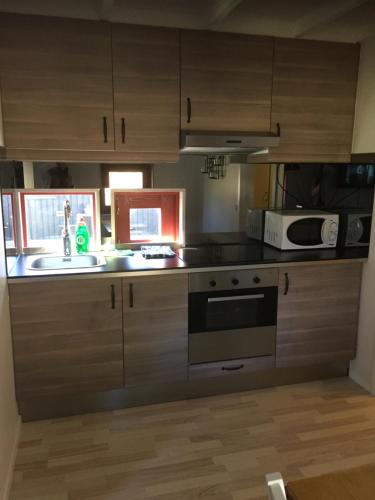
<box><xmin>286</xmin><ymin>218</ymin><xmax>324</xmax><ymax>247</ymax></box>
<box><xmin>359</xmin><ymin>217</ymin><xmax>371</xmax><ymax>244</ymax></box>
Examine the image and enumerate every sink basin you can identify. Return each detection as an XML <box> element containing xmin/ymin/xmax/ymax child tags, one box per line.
<box><xmin>28</xmin><ymin>254</ymin><xmax>106</xmax><ymax>270</ymax></box>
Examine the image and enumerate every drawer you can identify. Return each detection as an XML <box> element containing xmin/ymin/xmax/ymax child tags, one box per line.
<box><xmin>189</xmin><ymin>355</ymin><xmax>275</xmax><ymax>380</ymax></box>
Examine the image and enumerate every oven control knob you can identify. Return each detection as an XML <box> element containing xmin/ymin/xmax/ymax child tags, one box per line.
<box><xmin>253</xmin><ymin>276</ymin><xmax>261</xmax><ymax>284</ymax></box>
<box><xmin>209</xmin><ymin>280</ymin><xmax>217</xmax><ymax>288</ymax></box>
<box><xmin>232</xmin><ymin>278</ymin><xmax>239</xmax><ymax>286</ymax></box>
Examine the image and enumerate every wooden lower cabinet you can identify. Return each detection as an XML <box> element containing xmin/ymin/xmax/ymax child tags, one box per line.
<box><xmin>276</xmin><ymin>263</ymin><xmax>362</xmax><ymax>368</ymax></box>
<box><xmin>123</xmin><ymin>274</ymin><xmax>188</xmax><ymax>386</ymax></box>
<box><xmin>9</xmin><ymin>278</ymin><xmax>124</xmax><ymax>399</ymax></box>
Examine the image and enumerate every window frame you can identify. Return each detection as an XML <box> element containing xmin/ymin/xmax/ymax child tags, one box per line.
<box><xmin>17</xmin><ymin>189</ymin><xmax>101</xmax><ymax>253</ymax></box>
<box><xmin>1</xmin><ymin>190</ymin><xmax>17</xmax><ymax>255</ymax></box>
<box><xmin>111</xmin><ymin>189</ymin><xmax>185</xmax><ymax>247</ymax></box>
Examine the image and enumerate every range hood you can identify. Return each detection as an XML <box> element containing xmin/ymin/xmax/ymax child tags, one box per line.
<box><xmin>180</xmin><ymin>124</ymin><xmax>280</xmax><ymax>156</ymax></box>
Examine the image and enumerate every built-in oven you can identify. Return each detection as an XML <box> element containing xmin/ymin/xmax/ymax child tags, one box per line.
<box><xmin>188</xmin><ymin>268</ymin><xmax>278</xmax><ymax>365</ymax></box>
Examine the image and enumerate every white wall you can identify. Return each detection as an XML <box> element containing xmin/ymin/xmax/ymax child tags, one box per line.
<box><xmin>202</xmin><ymin>165</ymin><xmax>241</xmax><ymax>233</ymax></box>
<box><xmin>349</xmin><ymin>37</ymin><xmax>375</xmax><ymax>392</ymax></box>
<box><xmin>153</xmin><ymin>157</ymin><xmax>205</xmax><ymax>235</ymax></box>
<box><xmin>0</xmin><ymin>199</ymin><xmax>19</xmax><ymax>500</ymax></box>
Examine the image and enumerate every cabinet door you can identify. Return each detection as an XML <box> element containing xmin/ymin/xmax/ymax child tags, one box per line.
<box><xmin>9</xmin><ymin>279</ymin><xmax>123</xmax><ymax>399</ymax></box>
<box><xmin>123</xmin><ymin>274</ymin><xmax>188</xmax><ymax>386</ymax></box>
<box><xmin>112</xmin><ymin>24</ymin><xmax>179</xmax><ymax>157</ymax></box>
<box><xmin>277</xmin><ymin>263</ymin><xmax>362</xmax><ymax>368</ymax></box>
<box><xmin>0</xmin><ymin>14</ymin><xmax>114</xmax><ymax>150</ymax></box>
<box><xmin>181</xmin><ymin>31</ymin><xmax>273</xmax><ymax>132</ymax></box>
<box><xmin>270</xmin><ymin>38</ymin><xmax>359</xmax><ymax>162</ymax></box>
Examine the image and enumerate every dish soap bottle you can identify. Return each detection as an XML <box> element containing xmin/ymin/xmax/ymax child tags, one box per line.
<box><xmin>75</xmin><ymin>218</ymin><xmax>89</xmax><ymax>253</ymax></box>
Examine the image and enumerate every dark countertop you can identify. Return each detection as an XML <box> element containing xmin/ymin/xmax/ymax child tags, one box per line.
<box><xmin>7</xmin><ymin>234</ymin><xmax>369</xmax><ymax>280</ymax></box>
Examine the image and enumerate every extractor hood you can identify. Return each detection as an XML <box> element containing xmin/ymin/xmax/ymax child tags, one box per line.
<box><xmin>180</xmin><ymin>124</ymin><xmax>280</xmax><ymax>156</ymax></box>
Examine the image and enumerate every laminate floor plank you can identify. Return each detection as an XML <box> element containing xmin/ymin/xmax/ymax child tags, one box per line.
<box><xmin>10</xmin><ymin>378</ymin><xmax>375</xmax><ymax>500</ymax></box>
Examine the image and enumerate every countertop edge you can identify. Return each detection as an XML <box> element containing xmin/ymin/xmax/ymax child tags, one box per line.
<box><xmin>7</xmin><ymin>257</ymin><xmax>367</xmax><ymax>284</ymax></box>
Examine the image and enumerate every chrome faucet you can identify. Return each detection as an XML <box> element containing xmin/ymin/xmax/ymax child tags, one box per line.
<box><xmin>62</xmin><ymin>200</ymin><xmax>71</xmax><ymax>256</ymax></box>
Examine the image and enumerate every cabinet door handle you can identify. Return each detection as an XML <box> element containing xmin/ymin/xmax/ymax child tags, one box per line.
<box><xmin>222</xmin><ymin>364</ymin><xmax>244</xmax><ymax>371</ymax></box>
<box><xmin>284</xmin><ymin>272</ymin><xmax>289</xmax><ymax>295</ymax></box>
<box><xmin>110</xmin><ymin>284</ymin><xmax>116</xmax><ymax>309</ymax></box>
<box><xmin>102</xmin><ymin>116</ymin><xmax>108</xmax><ymax>143</ymax></box>
<box><xmin>121</xmin><ymin>118</ymin><xmax>126</xmax><ymax>143</ymax></box>
<box><xmin>187</xmin><ymin>97</ymin><xmax>191</xmax><ymax>123</ymax></box>
<box><xmin>276</xmin><ymin>122</ymin><xmax>281</xmax><ymax>137</ymax></box>
<box><xmin>129</xmin><ymin>283</ymin><xmax>134</xmax><ymax>308</ymax></box>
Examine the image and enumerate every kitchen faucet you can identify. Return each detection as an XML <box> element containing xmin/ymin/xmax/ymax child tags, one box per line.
<box><xmin>62</xmin><ymin>200</ymin><xmax>72</xmax><ymax>256</ymax></box>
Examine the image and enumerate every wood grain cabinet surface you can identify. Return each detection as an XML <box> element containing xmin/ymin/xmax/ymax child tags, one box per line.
<box><xmin>112</xmin><ymin>24</ymin><xmax>180</xmax><ymax>158</ymax></box>
<box><xmin>0</xmin><ymin>14</ymin><xmax>115</xmax><ymax>151</ymax></box>
<box><xmin>269</xmin><ymin>38</ymin><xmax>360</xmax><ymax>162</ymax></box>
<box><xmin>9</xmin><ymin>278</ymin><xmax>124</xmax><ymax>399</ymax></box>
<box><xmin>123</xmin><ymin>274</ymin><xmax>188</xmax><ymax>386</ymax></box>
<box><xmin>276</xmin><ymin>263</ymin><xmax>362</xmax><ymax>368</ymax></box>
<box><xmin>180</xmin><ymin>30</ymin><xmax>274</xmax><ymax>132</ymax></box>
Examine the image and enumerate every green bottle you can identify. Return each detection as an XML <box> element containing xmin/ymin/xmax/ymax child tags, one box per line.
<box><xmin>75</xmin><ymin>218</ymin><xmax>89</xmax><ymax>253</ymax></box>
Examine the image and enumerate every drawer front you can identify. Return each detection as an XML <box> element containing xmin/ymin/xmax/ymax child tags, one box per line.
<box><xmin>189</xmin><ymin>326</ymin><xmax>276</xmax><ymax>364</ymax></box>
<box><xmin>189</xmin><ymin>356</ymin><xmax>275</xmax><ymax>380</ymax></box>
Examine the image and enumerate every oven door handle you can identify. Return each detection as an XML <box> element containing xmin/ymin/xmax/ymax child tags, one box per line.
<box><xmin>207</xmin><ymin>294</ymin><xmax>265</xmax><ymax>303</ymax></box>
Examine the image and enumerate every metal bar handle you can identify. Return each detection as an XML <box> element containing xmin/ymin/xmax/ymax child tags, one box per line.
<box><xmin>208</xmin><ymin>294</ymin><xmax>264</xmax><ymax>303</ymax></box>
<box><xmin>284</xmin><ymin>273</ymin><xmax>289</xmax><ymax>295</ymax></box>
<box><xmin>129</xmin><ymin>283</ymin><xmax>134</xmax><ymax>308</ymax></box>
<box><xmin>222</xmin><ymin>364</ymin><xmax>244</xmax><ymax>371</ymax></box>
<box><xmin>102</xmin><ymin>116</ymin><xmax>108</xmax><ymax>143</ymax></box>
<box><xmin>110</xmin><ymin>284</ymin><xmax>116</xmax><ymax>309</ymax></box>
<box><xmin>187</xmin><ymin>97</ymin><xmax>191</xmax><ymax>123</ymax></box>
<box><xmin>121</xmin><ymin>118</ymin><xmax>126</xmax><ymax>143</ymax></box>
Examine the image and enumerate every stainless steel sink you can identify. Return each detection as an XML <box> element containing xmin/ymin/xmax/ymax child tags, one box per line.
<box><xmin>28</xmin><ymin>254</ymin><xmax>106</xmax><ymax>270</ymax></box>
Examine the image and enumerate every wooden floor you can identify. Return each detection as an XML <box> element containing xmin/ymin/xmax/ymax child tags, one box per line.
<box><xmin>10</xmin><ymin>377</ymin><xmax>375</xmax><ymax>500</ymax></box>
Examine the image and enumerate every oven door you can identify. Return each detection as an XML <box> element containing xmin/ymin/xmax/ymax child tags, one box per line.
<box><xmin>188</xmin><ymin>287</ymin><xmax>277</xmax><ymax>364</ymax></box>
<box><xmin>286</xmin><ymin>217</ymin><xmax>328</xmax><ymax>247</ymax></box>
<box><xmin>188</xmin><ymin>286</ymin><xmax>277</xmax><ymax>334</ymax></box>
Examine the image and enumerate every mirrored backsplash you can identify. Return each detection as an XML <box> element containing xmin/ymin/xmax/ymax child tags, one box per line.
<box><xmin>1</xmin><ymin>158</ymin><xmax>374</xmax><ymax>266</ymax></box>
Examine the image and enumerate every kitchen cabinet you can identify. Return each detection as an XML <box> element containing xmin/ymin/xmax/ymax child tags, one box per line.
<box><xmin>9</xmin><ymin>278</ymin><xmax>123</xmax><ymax>399</ymax></box>
<box><xmin>269</xmin><ymin>38</ymin><xmax>359</xmax><ymax>162</ymax></box>
<box><xmin>123</xmin><ymin>274</ymin><xmax>188</xmax><ymax>386</ymax></box>
<box><xmin>112</xmin><ymin>24</ymin><xmax>180</xmax><ymax>158</ymax></box>
<box><xmin>276</xmin><ymin>263</ymin><xmax>362</xmax><ymax>368</ymax></box>
<box><xmin>180</xmin><ymin>30</ymin><xmax>274</xmax><ymax>132</ymax></box>
<box><xmin>0</xmin><ymin>14</ymin><xmax>114</xmax><ymax>151</ymax></box>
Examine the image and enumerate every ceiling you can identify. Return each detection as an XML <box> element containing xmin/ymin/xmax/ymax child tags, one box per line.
<box><xmin>0</xmin><ymin>0</ymin><xmax>375</xmax><ymax>43</ymax></box>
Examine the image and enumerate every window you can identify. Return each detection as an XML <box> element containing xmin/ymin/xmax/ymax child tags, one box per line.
<box><xmin>101</xmin><ymin>165</ymin><xmax>152</xmax><ymax>209</ymax></box>
<box><xmin>2</xmin><ymin>192</ymin><xmax>16</xmax><ymax>250</ymax></box>
<box><xmin>113</xmin><ymin>189</ymin><xmax>184</xmax><ymax>245</ymax></box>
<box><xmin>130</xmin><ymin>208</ymin><xmax>162</xmax><ymax>241</ymax></box>
<box><xmin>104</xmin><ymin>172</ymin><xmax>143</xmax><ymax>206</ymax></box>
<box><xmin>19</xmin><ymin>190</ymin><xmax>99</xmax><ymax>252</ymax></box>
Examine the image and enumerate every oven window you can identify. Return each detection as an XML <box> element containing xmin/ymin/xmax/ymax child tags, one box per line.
<box><xmin>287</xmin><ymin>218</ymin><xmax>323</xmax><ymax>246</ymax></box>
<box><xmin>189</xmin><ymin>287</ymin><xmax>277</xmax><ymax>333</ymax></box>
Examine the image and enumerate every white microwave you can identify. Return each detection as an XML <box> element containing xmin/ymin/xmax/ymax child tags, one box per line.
<box><xmin>264</xmin><ymin>210</ymin><xmax>339</xmax><ymax>250</ymax></box>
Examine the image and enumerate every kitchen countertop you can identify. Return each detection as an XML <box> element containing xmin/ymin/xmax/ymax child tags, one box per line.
<box><xmin>7</xmin><ymin>235</ymin><xmax>369</xmax><ymax>280</ymax></box>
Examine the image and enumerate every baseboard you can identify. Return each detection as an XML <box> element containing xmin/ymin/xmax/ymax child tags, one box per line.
<box><xmin>1</xmin><ymin>415</ymin><xmax>21</xmax><ymax>500</ymax></box>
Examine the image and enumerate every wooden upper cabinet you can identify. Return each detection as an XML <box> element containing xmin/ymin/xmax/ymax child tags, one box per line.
<box><xmin>0</xmin><ymin>14</ymin><xmax>114</xmax><ymax>150</ymax></box>
<box><xmin>269</xmin><ymin>38</ymin><xmax>360</xmax><ymax>162</ymax></box>
<box><xmin>276</xmin><ymin>263</ymin><xmax>362</xmax><ymax>368</ymax></box>
<box><xmin>180</xmin><ymin>30</ymin><xmax>274</xmax><ymax>132</ymax></box>
<box><xmin>9</xmin><ymin>278</ymin><xmax>124</xmax><ymax>399</ymax></box>
<box><xmin>112</xmin><ymin>24</ymin><xmax>179</xmax><ymax>157</ymax></box>
<box><xmin>123</xmin><ymin>274</ymin><xmax>188</xmax><ymax>386</ymax></box>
